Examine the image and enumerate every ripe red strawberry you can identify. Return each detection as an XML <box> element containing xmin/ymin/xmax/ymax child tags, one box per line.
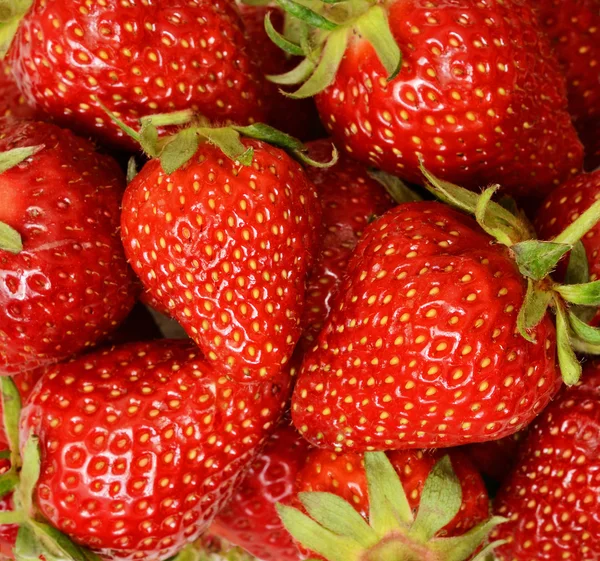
<box><xmin>492</xmin><ymin>359</ymin><xmax>600</xmax><ymax>560</ymax></box>
<box><xmin>210</xmin><ymin>424</ymin><xmax>311</xmax><ymax>561</ymax></box>
<box><xmin>6</xmin><ymin>0</ymin><xmax>266</xmax><ymax>151</ymax></box>
<box><xmin>534</xmin><ymin>0</ymin><xmax>600</xmax><ymax>170</ymax></box>
<box><xmin>462</xmin><ymin>432</ymin><xmax>525</xmax><ymax>484</ymax></box>
<box><xmin>5</xmin><ymin>340</ymin><xmax>291</xmax><ymax>561</ymax></box>
<box><xmin>0</xmin><ymin>119</ymin><xmax>137</xmax><ymax>375</ymax></box>
<box><xmin>239</xmin><ymin>4</ymin><xmax>324</xmax><ymax>141</ymax></box>
<box><xmin>0</xmin><ymin>61</ymin><xmax>36</xmax><ymax>120</ymax></box>
<box><xmin>271</xmin><ymin>0</ymin><xmax>583</xmax><ymax>200</ymax></box>
<box><xmin>297</xmin><ymin>139</ymin><xmax>395</xmax><ymax>354</ymax></box>
<box><xmin>121</xmin><ymin>138</ymin><xmax>321</xmax><ymax>382</ymax></box>
<box><xmin>293</xmin><ymin>200</ymin><xmax>561</xmax><ymax>451</ymax></box>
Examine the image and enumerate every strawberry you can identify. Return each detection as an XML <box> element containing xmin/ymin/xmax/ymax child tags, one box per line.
<box><xmin>278</xmin><ymin>449</ymin><xmax>503</xmax><ymax>561</ymax></box>
<box><xmin>120</xmin><ymin>123</ymin><xmax>322</xmax><ymax>382</ymax></box>
<box><xmin>292</xmin><ymin>170</ymin><xmax>600</xmax><ymax>452</ymax></box>
<box><xmin>6</xmin><ymin>0</ymin><xmax>266</xmax><ymax>151</ymax></box>
<box><xmin>0</xmin><ymin>340</ymin><xmax>290</xmax><ymax>561</ymax></box>
<box><xmin>534</xmin><ymin>0</ymin><xmax>600</xmax><ymax>170</ymax></box>
<box><xmin>297</xmin><ymin>139</ymin><xmax>395</xmax><ymax>355</ymax></box>
<box><xmin>268</xmin><ymin>0</ymin><xmax>583</xmax><ymax>201</ymax></box>
<box><xmin>492</xmin><ymin>359</ymin><xmax>600</xmax><ymax>561</ymax></box>
<box><xmin>239</xmin><ymin>4</ymin><xmax>324</xmax><ymax>141</ymax></box>
<box><xmin>210</xmin><ymin>423</ymin><xmax>311</xmax><ymax>561</ymax></box>
<box><xmin>462</xmin><ymin>432</ymin><xmax>525</xmax><ymax>484</ymax></box>
<box><xmin>0</xmin><ymin>62</ymin><xmax>36</xmax><ymax>121</ymax></box>
<box><xmin>0</xmin><ymin>119</ymin><xmax>137</xmax><ymax>375</ymax></box>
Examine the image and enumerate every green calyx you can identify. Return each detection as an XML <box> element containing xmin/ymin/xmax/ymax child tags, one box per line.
<box><xmin>422</xmin><ymin>166</ymin><xmax>600</xmax><ymax>385</ymax></box>
<box><xmin>0</xmin><ymin>379</ymin><xmax>102</xmax><ymax>561</ymax></box>
<box><xmin>170</xmin><ymin>541</ymin><xmax>257</xmax><ymax>561</ymax></box>
<box><xmin>100</xmin><ymin>103</ymin><xmax>337</xmax><ymax>174</ymax></box>
<box><xmin>266</xmin><ymin>0</ymin><xmax>401</xmax><ymax>98</ymax></box>
<box><xmin>0</xmin><ymin>0</ymin><xmax>31</xmax><ymax>57</ymax></box>
<box><xmin>277</xmin><ymin>452</ymin><xmax>506</xmax><ymax>561</ymax></box>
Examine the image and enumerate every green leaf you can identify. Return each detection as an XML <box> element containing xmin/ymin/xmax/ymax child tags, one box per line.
<box><xmin>511</xmin><ymin>240</ymin><xmax>571</xmax><ymax>281</ymax></box>
<box><xmin>354</xmin><ymin>5</ymin><xmax>401</xmax><ymax>81</ymax></box>
<box><xmin>126</xmin><ymin>157</ymin><xmax>138</xmax><ymax>184</ymax></box>
<box><xmin>0</xmin><ymin>145</ymin><xmax>43</xmax><ymax>175</ymax></box>
<box><xmin>198</xmin><ymin>127</ymin><xmax>254</xmax><ymax>167</ymax></box>
<box><xmin>470</xmin><ymin>540</ymin><xmax>508</xmax><ymax>561</ymax></box>
<box><xmin>232</xmin><ymin>123</ymin><xmax>304</xmax><ymax>151</ymax></box>
<box><xmin>286</xmin><ymin>27</ymin><xmax>349</xmax><ymax>99</ymax></box>
<box><xmin>276</xmin><ymin>0</ymin><xmax>338</xmax><ymax>30</ymax></box>
<box><xmin>554</xmin><ymin>299</ymin><xmax>582</xmax><ymax>386</ymax></box>
<box><xmin>516</xmin><ymin>279</ymin><xmax>552</xmax><ymax>342</ymax></box>
<box><xmin>474</xmin><ymin>186</ymin><xmax>513</xmax><ymax>246</ymax></box>
<box><xmin>294</xmin><ymin>143</ymin><xmax>338</xmax><ymax>168</ymax></box>
<box><xmin>15</xmin><ymin>524</ymin><xmax>44</xmax><ymax>561</ymax></box>
<box><xmin>96</xmin><ymin>99</ymin><xmax>141</xmax><ymax>143</ymax></box>
<box><xmin>555</xmin><ymin>280</ymin><xmax>600</xmax><ymax>306</ymax></box>
<box><xmin>0</xmin><ymin>17</ymin><xmax>20</xmax><ymax>58</ymax></box>
<box><xmin>1</xmin><ymin>376</ymin><xmax>22</xmax><ymax>468</ymax></box>
<box><xmin>139</xmin><ymin>120</ymin><xmax>159</xmax><ymax>158</ymax></box>
<box><xmin>429</xmin><ymin>517</ymin><xmax>507</xmax><ymax>561</ymax></box>
<box><xmin>139</xmin><ymin>109</ymin><xmax>195</xmax><ymax>128</ymax></box>
<box><xmin>159</xmin><ymin>128</ymin><xmax>201</xmax><ymax>174</ymax></box>
<box><xmin>30</xmin><ymin>521</ymin><xmax>101</xmax><ymax>561</ymax></box>
<box><xmin>368</xmin><ymin>170</ymin><xmax>422</xmax><ymax>203</ymax></box>
<box><xmin>364</xmin><ymin>452</ymin><xmax>412</xmax><ymax>534</ymax></box>
<box><xmin>552</xmin><ymin>199</ymin><xmax>600</xmax><ymax>247</ymax></box>
<box><xmin>564</xmin><ymin>241</ymin><xmax>589</xmax><ymax>285</ymax></box>
<box><xmin>265</xmin><ymin>11</ymin><xmax>305</xmax><ymax>56</ymax></box>
<box><xmin>298</xmin><ymin>492</ymin><xmax>378</xmax><ymax>548</ymax></box>
<box><xmin>0</xmin><ymin>510</ymin><xmax>25</xmax><ymax>524</ymax></box>
<box><xmin>276</xmin><ymin>504</ymin><xmax>363</xmax><ymax>561</ymax></box>
<box><xmin>568</xmin><ymin>312</ymin><xmax>600</xmax><ymax>346</ymax></box>
<box><xmin>268</xmin><ymin>56</ymin><xmax>317</xmax><ymax>86</ymax></box>
<box><xmin>19</xmin><ymin>434</ymin><xmax>41</xmax><ymax>516</ymax></box>
<box><xmin>0</xmin><ymin>470</ymin><xmax>19</xmax><ymax>498</ymax></box>
<box><xmin>0</xmin><ymin>222</ymin><xmax>22</xmax><ymax>254</ymax></box>
<box><xmin>410</xmin><ymin>455</ymin><xmax>462</xmax><ymax>542</ymax></box>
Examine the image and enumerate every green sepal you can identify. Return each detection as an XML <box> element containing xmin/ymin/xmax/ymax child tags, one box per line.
<box><xmin>268</xmin><ymin>56</ymin><xmax>317</xmax><ymax>86</ymax></box>
<box><xmin>552</xmin><ymin>199</ymin><xmax>600</xmax><ymax>247</ymax></box>
<box><xmin>0</xmin><ymin>0</ymin><xmax>32</xmax><ymax>57</ymax></box>
<box><xmin>19</xmin><ymin>434</ymin><xmax>40</xmax><ymax>516</ymax></box>
<box><xmin>0</xmin><ymin>510</ymin><xmax>25</xmax><ymax>524</ymax></box>
<box><xmin>1</xmin><ymin>377</ymin><xmax>22</xmax><ymax>469</ymax></box>
<box><xmin>470</xmin><ymin>539</ymin><xmax>508</xmax><ymax>561</ymax></box>
<box><xmin>276</xmin><ymin>0</ymin><xmax>338</xmax><ymax>30</ymax></box>
<box><xmin>564</xmin><ymin>241</ymin><xmax>589</xmax><ymax>285</ymax></box>
<box><xmin>298</xmin><ymin>491</ymin><xmax>378</xmax><ymax>548</ymax></box>
<box><xmin>265</xmin><ymin>11</ymin><xmax>304</xmax><ymax>56</ymax></box>
<box><xmin>14</xmin><ymin>524</ymin><xmax>44</xmax><ymax>561</ymax></box>
<box><xmin>0</xmin><ymin>449</ymin><xmax>9</xmax><ymax>459</ymax></box>
<box><xmin>139</xmin><ymin>109</ymin><xmax>195</xmax><ymax>129</ymax></box>
<box><xmin>0</xmin><ymin>145</ymin><xmax>43</xmax><ymax>175</ymax></box>
<box><xmin>364</xmin><ymin>452</ymin><xmax>412</xmax><ymax>532</ymax></box>
<box><xmin>568</xmin><ymin>312</ymin><xmax>600</xmax><ymax>348</ymax></box>
<box><xmin>554</xmin><ymin>299</ymin><xmax>582</xmax><ymax>385</ymax></box>
<box><xmin>29</xmin><ymin>520</ymin><xmax>102</xmax><ymax>561</ymax></box>
<box><xmin>139</xmin><ymin>120</ymin><xmax>160</xmax><ymax>158</ymax></box>
<box><xmin>232</xmin><ymin>123</ymin><xmax>303</xmax><ymax>151</ymax></box>
<box><xmin>0</xmin><ymin>222</ymin><xmax>23</xmax><ymax>254</ymax></box>
<box><xmin>199</xmin><ymin>127</ymin><xmax>254</xmax><ymax>167</ymax></box>
<box><xmin>511</xmin><ymin>240</ymin><xmax>571</xmax><ymax>281</ymax></box>
<box><xmin>0</xmin><ymin>470</ymin><xmax>19</xmax><ymax>498</ymax></box>
<box><xmin>429</xmin><ymin>517</ymin><xmax>507</xmax><ymax>561</ymax></box>
<box><xmin>294</xmin><ymin>143</ymin><xmax>339</xmax><ymax>168</ymax></box>
<box><xmin>126</xmin><ymin>157</ymin><xmax>138</xmax><ymax>184</ymax></box>
<box><xmin>276</xmin><ymin>503</ymin><xmax>363</xmax><ymax>561</ymax></box>
<box><xmin>159</xmin><ymin>128</ymin><xmax>201</xmax><ymax>174</ymax></box>
<box><xmin>410</xmin><ymin>455</ymin><xmax>462</xmax><ymax>542</ymax></box>
<box><xmin>96</xmin><ymin>99</ymin><xmax>141</xmax><ymax>143</ymax></box>
<box><xmin>354</xmin><ymin>5</ymin><xmax>401</xmax><ymax>81</ymax></box>
<box><xmin>554</xmin><ymin>280</ymin><xmax>600</xmax><ymax>306</ymax></box>
<box><xmin>516</xmin><ymin>279</ymin><xmax>552</xmax><ymax>342</ymax></box>
<box><xmin>284</xmin><ymin>27</ymin><xmax>349</xmax><ymax>99</ymax></box>
<box><xmin>475</xmin><ymin>186</ymin><xmax>513</xmax><ymax>246</ymax></box>
<box><xmin>368</xmin><ymin>170</ymin><xmax>422</xmax><ymax>204</ymax></box>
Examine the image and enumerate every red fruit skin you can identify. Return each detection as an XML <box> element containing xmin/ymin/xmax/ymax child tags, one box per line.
<box><xmin>292</xmin><ymin>202</ymin><xmax>561</xmax><ymax>451</ymax></box>
<box><xmin>121</xmin><ymin>140</ymin><xmax>321</xmax><ymax>382</ymax></box>
<box><xmin>0</xmin><ymin>119</ymin><xmax>137</xmax><ymax>375</ymax></box>
<box><xmin>317</xmin><ymin>0</ymin><xmax>583</xmax><ymax>200</ymax></box>
<box><xmin>492</xmin><ymin>360</ymin><xmax>600</xmax><ymax>561</ymax></box>
<box><xmin>0</xmin><ymin>370</ymin><xmax>41</xmax><ymax>559</ymax></box>
<box><xmin>534</xmin><ymin>0</ymin><xmax>600</xmax><ymax>169</ymax></box>
<box><xmin>297</xmin><ymin>139</ymin><xmax>394</xmax><ymax>355</ymax></box>
<box><xmin>210</xmin><ymin>424</ymin><xmax>311</xmax><ymax>561</ymax></box>
<box><xmin>296</xmin><ymin>448</ymin><xmax>489</xmax><ymax>544</ymax></box>
<box><xmin>21</xmin><ymin>340</ymin><xmax>291</xmax><ymax>561</ymax></box>
<box><xmin>239</xmin><ymin>5</ymin><xmax>324</xmax><ymax>142</ymax></box>
<box><xmin>462</xmin><ymin>431</ymin><xmax>525</xmax><ymax>483</ymax></box>
<box><xmin>0</xmin><ymin>61</ymin><xmax>37</xmax><ymax>120</ymax></box>
<box><xmin>8</xmin><ymin>0</ymin><xmax>266</xmax><ymax>151</ymax></box>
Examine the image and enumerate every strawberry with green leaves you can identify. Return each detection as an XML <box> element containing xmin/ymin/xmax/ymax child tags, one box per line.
<box><xmin>3</xmin><ymin>0</ymin><xmax>267</xmax><ymax>151</ymax></box>
<box><xmin>492</xmin><ymin>359</ymin><xmax>600</xmax><ymax>560</ymax></box>
<box><xmin>0</xmin><ymin>119</ymin><xmax>137</xmax><ymax>375</ymax></box>
<box><xmin>267</xmin><ymin>0</ymin><xmax>583</xmax><ymax>201</ymax></box>
<box><xmin>117</xmin><ymin>112</ymin><xmax>325</xmax><ymax>382</ymax></box>
<box><xmin>292</xmin><ymin>169</ymin><xmax>600</xmax><ymax>452</ymax></box>
<box><xmin>0</xmin><ymin>340</ymin><xmax>291</xmax><ymax>561</ymax></box>
<box><xmin>278</xmin><ymin>450</ymin><xmax>503</xmax><ymax>561</ymax></box>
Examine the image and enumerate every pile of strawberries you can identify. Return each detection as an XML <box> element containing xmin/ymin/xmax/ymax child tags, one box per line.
<box><xmin>0</xmin><ymin>1</ymin><xmax>599</xmax><ymax>560</ymax></box>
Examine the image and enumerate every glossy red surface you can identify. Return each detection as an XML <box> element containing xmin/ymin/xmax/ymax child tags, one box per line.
<box><xmin>0</xmin><ymin>61</ymin><xmax>37</xmax><ymax>120</ymax></box>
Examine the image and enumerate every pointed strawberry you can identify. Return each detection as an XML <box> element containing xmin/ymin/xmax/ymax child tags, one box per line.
<box><xmin>5</xmin><ymin>0</ymin><xmax>267</xmax><ymax>151</ymax></box>
<box><xmin>492</xmin><ymin>359</ymin><xmax>600</xmax><ymax>560</ymax></box>
<box><xmin>292</xmin><ymin>169</ymin><xmax>600</xmax><ymax>452</ymax></box>
<box><xmin>0</xmin><ymin>340</ymin><xmax>291</xmax><ymax>561</ymax></box>
<box><xmin>0</xmin><ymin>119</ymin><xmax>137</xmax><ymax>375</ymax></box>
<box><xmin>266</xmin><ymin>0</ymin><xmax>583</xmax><ymax>201</ymax></box>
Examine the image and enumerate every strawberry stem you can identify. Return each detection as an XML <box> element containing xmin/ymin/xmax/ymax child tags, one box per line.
<box><xmin>552</xmin><ymin>199</ymin><xmax>600</xmax><ymax>246</ymax></box>
<box><xmin>368</xmin><ymin>170</ymin><xmax>422</xmax><ymax>204</ymax></box>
